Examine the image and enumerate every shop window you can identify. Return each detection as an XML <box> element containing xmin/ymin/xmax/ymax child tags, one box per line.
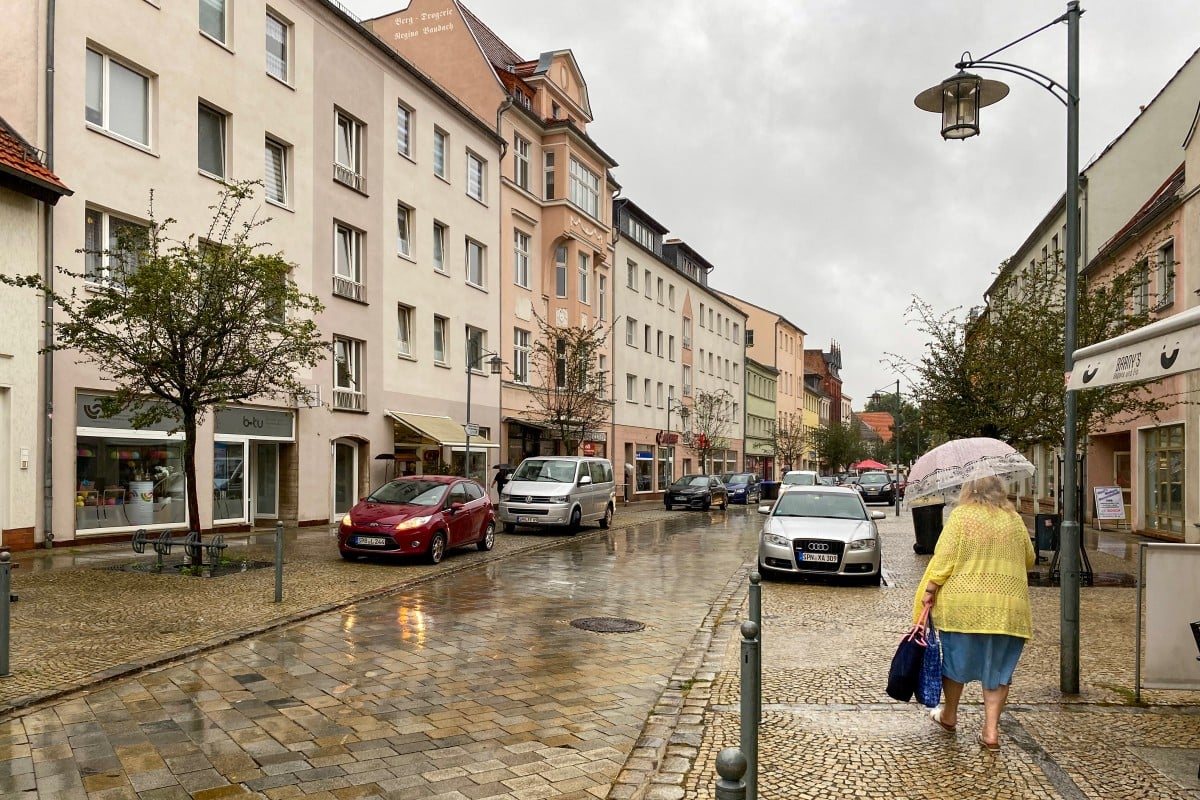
<box><xmin>1144</xmin><ymin>424</ymin><xmax>1184</xmax><ymax>536</ymax></box>
<box><xmin>75</xmin><ymin>437</ymin><xmax>186</xmax><ymax>531</ymax></box>
<box><xmin>635</xmin><ymin>445</ymin><xmax>653</xmax><ymax>492</ymax></box>
<box><xmin>657</xmin><ymin>446</ymin><xmax>673</xmax><ymax>490</ymax></box>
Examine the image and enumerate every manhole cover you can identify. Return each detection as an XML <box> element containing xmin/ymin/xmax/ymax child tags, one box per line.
<box><xmin>570</xmin><ymin>617</ymin><xmax>645</xmax><ymax>633</ymax></box>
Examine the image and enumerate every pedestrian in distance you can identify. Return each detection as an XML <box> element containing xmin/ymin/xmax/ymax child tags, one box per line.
<box><xmin>914</xmin><ymin>475</ymin><xmax>1035</xmax><ymax>752</ymax></box>
<box><xmin>491</xmin><ymin>465</ymin><xmax>509</xmax><ymax>500</ymax></box>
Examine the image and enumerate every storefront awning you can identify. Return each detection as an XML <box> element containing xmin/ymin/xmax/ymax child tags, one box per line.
<box><xmin>1067</xmin><ymin>305</ymin><xmax>1200</xmax><ymax>390</ymax></box>
<box><xmin>387</xmin><ymin>411</ymin><xmax>497</xmax><ymax>448</ymax></box>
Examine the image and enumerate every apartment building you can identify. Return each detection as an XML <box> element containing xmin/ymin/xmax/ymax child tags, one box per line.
<box><xmin>745</xmin><ymin>359</ymin><xmax>779</xmax><ymax>478</ymax></box>
<box><xmin>803</xmin><ymin>373</ymin><xmax>830</xmax><ymax>472</ymax></box>
<box><xmin>0</xmin><ymin>118</ymin><xmax>71</xmax><ymax>549</ymax></box>
<box><xmin>1</xmin><ymin>0</ymin><xmax>502</xmax><ymax>545</ymax></box>
<box><xmin>368</xmin><ymin>0</ymin><xmax>619</xmax><ymax>466</ymax></box>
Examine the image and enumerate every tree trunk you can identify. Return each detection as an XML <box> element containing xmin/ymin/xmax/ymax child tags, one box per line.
<box><xmin>182</xmin><ymin>406</ymin><xmax>201</xmax><ymax>538</ymax></box>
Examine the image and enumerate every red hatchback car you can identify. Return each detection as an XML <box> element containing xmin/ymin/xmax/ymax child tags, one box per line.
<box><xmin>338</xmin><ymin>475</ymin><xmax>495</xmax><ymax>564</ymax></box>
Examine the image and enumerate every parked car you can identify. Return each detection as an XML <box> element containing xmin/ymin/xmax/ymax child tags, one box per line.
<box><xmin>757</xmin><ymin>485</ymin><xmax>884</xmax><ymax>584</ymax></box>
<box><xmin>664</xmin><ymin>474</ymin><xmax>728</xmax><ymax>511</ymax></box>
<box><xmin>338</xmin><ymin>475</ymin><xmax>495</xmax><ymax>564</ymax></box>
<box><xmin>781</xmin><ymin>470</ymin><xmax>819</xmax><ymax>487</ymax></box>
<box><xmin>719</xmin><ymin>472</ymin><xmax>762</xmax><ymax>504</ymax></box>
<box><xmin>855</xmin><ymin>471</ymin><xmax>896</xmax><ymax>504</ymax></box>
<box><xmin>817</xmin><ymin>476</ymin><xmax>836</xmax><ymax>486</ymax></box>
<box><xmin>498</xmin><ymin>456</ymin><xmax>616</xmax><ymax>533</ymax></box>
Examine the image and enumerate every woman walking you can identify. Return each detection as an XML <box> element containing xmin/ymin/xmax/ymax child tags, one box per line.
<box><xmin>914</xmin><ymin>475</ymin><xmax>1035</xmax><ymax>751</ymax></box>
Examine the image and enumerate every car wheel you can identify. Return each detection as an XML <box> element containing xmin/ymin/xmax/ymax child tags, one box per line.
<box><xmin>427</xmin><ymin>531</ymin><xmax>446</xmax><ymax>564</ymax></box>
<box><xmin>702</xmin><ymin>497</ymin><xmax>711</xmax><ymax>511</ymax></box>
<box><xmin>599</xmin><ymin>504</ymin><xmax>613</xmax><ymax>529</ymax></box>
<box><xmin>719</xmin><ymin>496</ymin><xmax>728</xmax><ymax>511</ymax></box>
<box><xmin>477</xmin><ymin>521</ymin><xmax>495</xmax><ymax>551</ymax></box>
<box><xmin>568</xmin><ymin>506</ymin><xmax>582</xmax><ymax>534</ymax></box>
<box><xmin>866</xmin><ymin>569</ymin><xmax>882</xmax><ymax>587</ymax></box>
<box><xmin>339</xmin><ymin>550</ymin><xmax>357</xmax><ymax>561</ymax></box>
<box><xmin>503</xmin><ymin>522</ymin><xmax>516</xmax><ymax>533</ymax></box>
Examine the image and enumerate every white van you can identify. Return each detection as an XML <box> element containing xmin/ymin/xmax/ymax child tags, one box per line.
<box><xmin>498</xmin><ymin>456</ymin><xmax>616</xmax><ymax>533</ymax></box>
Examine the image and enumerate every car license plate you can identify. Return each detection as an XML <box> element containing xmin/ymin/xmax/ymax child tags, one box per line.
<box><xmin>518</xmin><ymin>516</ymin><xmax>539</xmax><ymax>523</ymax></box>
<box><xmin>355</xmin><ymin>536</ymin><xmax>387</xmax><ymax>547</ymax></box>
<box><xmin>800</xmin><ymin>553</ymin><xmax>838</xmax><ymax>563</ymax></box>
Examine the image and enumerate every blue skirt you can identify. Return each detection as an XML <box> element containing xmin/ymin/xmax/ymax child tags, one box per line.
<box><xmin>938</xmin><ymin>630</ymin><xmax>1025</xmax><ymax>690</ymax></box>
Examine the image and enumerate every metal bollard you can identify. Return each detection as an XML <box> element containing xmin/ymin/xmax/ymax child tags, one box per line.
<box><xmin>715</xmin><ymin>747</ymin><xmax>747</xmax><ymax>800</ymax></box>
<box><xmin>740</xmin><ymin>619</ymin><xmax>760</xmax><ymax>800</ymax></box>
<box><xmin>0</xmin><ymin>552</ymin><xmax>10</xmax><ymax>677</ymax></box>
<box><xmin>748</xmin><ymin>571</ymin><xmax>761</xmax><ymax>654</ymax></box>
<box><xmin>273</xmin><ymin>521</ymin><xmax>284</xmax><ymax>603</ymax></box>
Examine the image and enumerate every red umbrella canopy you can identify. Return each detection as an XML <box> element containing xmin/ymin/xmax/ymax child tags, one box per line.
<box><xmin>853</xmin><ymin>459</ymin><xmax>888</xmax><ymax>471</ymax></box>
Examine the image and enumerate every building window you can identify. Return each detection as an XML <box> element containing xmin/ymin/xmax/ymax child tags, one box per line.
<box><xmin>84</xmin><ymin>209</ymin><xmax>148</xmax><ymax>285</ymax></box>
<box><xmin>643</xmin><ymin>379</ymin><xmax>651</xmax><ymax>406</ymax></box>
<box><xmin>733</xmin><ymin>323</ymin><xmax>740</xmax><ymax>344</ymax></box>
<box><xmin>656</xmin><ymin>382</ymin><xmax>664</xmax><ymax>409</ymax></box>
<box><xmin>578</xmin><ymin>252</ymin><xmax>590</xmax><ymax>304</ymax></box>
<box><xmin>333</xmin><ymin>222</ymin><xmax>363</xmax><ymax>301</ymax></box>
<box><xmin>465</xmin><ymin>238</ymin><xmax>486</xmax><ymax>288</ymax></box>
<box><xmin>465</xmin><ymin>326</ymin><xmax>486</xmax><ymax>370</ymax></box>
<box><xmin>396</xmin><ymin>304</ymin><xmax>413</xmax><ymax>356</ymax></box>
<box><xmin>683</xmin><ymin>317</ymin><xmax>692</xmax><ymax>349</ymax></box>
<box><xmin>598</xmin><ymin>275</ymin><xmax>607</xmax><ymax>321</ymax></box>
<box><xmin>544</xmin><ymin>151</ymin><xmax>555</xmax><ymax>199</ymax></box>
<box><xmin>626</xmin><ymin>374</ymin><xmax>637</xmax><ymax>403</ymax></box>
<box><xmin>699</xmin><ymin>303</ymin><xmax>705</xmax><ymax>327</ymax></box>
<box><xmin>554</xmin><ymin>245</ymin><xmax>568</xmax><ymax>298</ymax></box>
<box><xmin>264</xmin><ymin>137</ymin><xmax>289</xmax><ymax>205</ymax></box>
<box><xmin>568</xmin><ymin>157</ymin><xmax>600</xmax><ymax>219</ymax></box>
<box><xmin>514</xmin><ymin>135</ymin><xmax>530</xmax><ymax>189</ymax></box>
<box><xmin>656</xmin><ymin>330</ymin><xmax>663</xmax><ymax>357</ymax></box>
<box><xmin>466</xmin><ymin>152</ymin><xmax>485</xmax><ymax>201</ymax></box>
<box><xmin>636</xmin><ymin>445</ymin><xmax>653</xmax><ymax>492</ymax></box>
<box><xmin>265</xmin><ymin>11</ymin><xmax>289</xmax><ymax>81</ymax></box>
<box><xmin>699</xmin><ymin>349</ymin><xmax>705</xmax><ymax>372</ymax></box>
<box><xmin>433</xmin><ymin>315</ymin><xmax>447</xmax><ymax>364</ymax></box>
<box><xmin>668</xmin><ymin>284</ymin><xmax>675</xmax><ymax>310</ymax></box>
<box><xmin>1133</xmin><ymin>260</ymin><xmax>1149</xmax><ymax>314</ymax></box>
<box><xmin>1145</xmin><ymin>424</ymin><xmax>1184</xmax><ymax>535</ymax></box>
<box><xmin>683</xmin><ymin>365</ymin><xmax>692</xmax><ymax>396</ymax></box>
<box><xmin>396</xmin><ymin>203</ymin><xmax>413</xmax><ymax>258</ymax></box>
<box><xmin>333</xmin><ymin>337</ymin><xmax>363</xmax><ymax>410</ymax></box>
<box><xmin>433</xmin><ymin>129</ymin><xmax>447</xmax><ymax>178</ymax></box>
<box><xmin>195</xmin><ymin>103</ymin><xmax>225</xmax><ymax>176</ymax></box>
<box><xmin>656</xmin><ymin>277</ymin><xmax>664</xmax><ymax>304</ymax></box>
<box><xmin>199</xmin><ymin>0</ymin><xmax>226</xmax><ymax>43</ymax></box>
<box><xmin>626</xmin><ymin>318</ymin><xmax>637</xmax><ymax>347</ymax></box>
<box><xmin>1155</xmin><ymin>240</ymin><xmax>1175</xmax><ymax>308</ymax></box>
<box><xmin>627</xmin><ymin>260</ymin><xmax>638</xmax><ymax>290</ymax></box>
<box><xmin>334</xmin><ymin>110</ymin><xmax>364</xmax><ymax>191</ymax></box>
<box><xmin>85</xmin><ymin>48</ymin><xmax>150</xmax><ymax>147</ymax></box>
<box><xmin>668</xmin><ymin>335</ymin><xmax>675</xmax><ymax>362</ymax></box>
<box><xmin>432</xmin><ymin>222</ymin><xmax>446</xmax><ymax>272</ymax></box>
<box><xmin>513</xmin><ymin>328</ymin><xmax>530</xmax><ymax>383</ymax></box>
<box><xmin>555</xmin><ymin>337</ymin><xmax>567</xmax><ymax>388</ymax></box>
<box><xmin>644</xmin><ymin>270</ymin><xmax>651</xmax><ymax>297</ymax></box>
<box><xmin>396</xmin><ymin>103</ymin><xmax>413</xmax><ymax>157</ymax></box>
<box><xmin>644</xmin><ymin>324</ymin><xmax>651</xmax><ymax>353</ymax></box>
<box><xmin>514</xmin><ymin>229</ymin><xmax>530</xmax><ymax>288</ymax></box>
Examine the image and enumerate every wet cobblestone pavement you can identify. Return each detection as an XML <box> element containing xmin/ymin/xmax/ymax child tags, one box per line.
<box><xmin>0</xmin><ymin>505</ymin><xmax>1197</xmax><ymax>799</ymax></box>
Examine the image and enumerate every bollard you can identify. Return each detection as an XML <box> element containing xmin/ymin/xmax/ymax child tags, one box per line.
<box><xmin>715</xmin><ymin>747</ymin><xmax>747</xmax><ymax>800</ymax></box>
<box><xmin>740</xmin><ymin>619</ymin><xmax>760</xmax><ymax>800</ymax></box>
<box><xmin>0</xmin><ymin>552</ymin><xmax>10</xmax><ymax>677</ymax></box>
<box><xmin>273</xmin><ymin>521</ymin><xmax>284</xmax><ymax>603</ymax></box>
<box><xmin>748</xmin><ymin>571</ymin><xmax>761</xmax><ymax>655</ymax></box>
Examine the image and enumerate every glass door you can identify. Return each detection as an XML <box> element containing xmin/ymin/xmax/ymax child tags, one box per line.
<box><xmin>333</xmin><ymin>440</ymin><xmax>357</xmax><ymax>517</ymax></box>
<box><xmin>213</xmin><ymin>441</ymin><xmax>246</xmax><ymax>522</ymax></box>
<box><xmin>254</xmin><ymin>442</ymin><xmax>279</xmax><ymax>518</ymax></box>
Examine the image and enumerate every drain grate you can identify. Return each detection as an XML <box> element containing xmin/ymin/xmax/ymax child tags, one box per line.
<box><xmin>570</xmin><ymin>617</ymin><xmax>645</xmax><ymax>633</ymax></box>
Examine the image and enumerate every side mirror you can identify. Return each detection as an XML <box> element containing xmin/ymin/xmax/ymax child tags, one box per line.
<box><xmin>758</xmin><ymin>504</ymin><xmax>772</xmax><ymax>515</ymax></box>
<box><xmin>579</xmin><ymin>475</ymin><xmax>593</xmax><ymax>486</ymax></box>
<box><xmin>449</xmin><ymin>502</ymin><xmax>464</xmax><ymax>514</ymax></box>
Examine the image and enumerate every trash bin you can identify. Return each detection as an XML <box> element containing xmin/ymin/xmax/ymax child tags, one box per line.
<box><xmin>760</xmin><ymin>481</ymin><xmax>780</xmax><ymax>502</ymax></box>
<box><xmin>1033</xmin><ymin>513</ymin><xmax>1061</xmax><ymax>553</ymax></box>
<box><xmin>912</xmin><ymin>502</ymin><xmax>945</xmax><ymax>554</ymax></box>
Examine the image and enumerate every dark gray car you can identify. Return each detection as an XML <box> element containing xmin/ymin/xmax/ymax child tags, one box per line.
<box><xmin>664</xmin><ymin>474</ymin><xmax>728</xmax><ymax>511</ymax></box>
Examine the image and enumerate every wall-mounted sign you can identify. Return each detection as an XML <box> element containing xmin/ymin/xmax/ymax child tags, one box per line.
<box><xmin>655</xmin><ymin>431</ymin><xmax>679</xmax><ymax>445</ymax></box>
<box><xmin>215</xmin><ymin>407</ymin><xmax>295</xmax><ymax>439</ymax></box>
<box><xmin>76</xmin><ymin>393</ymin><xmax>177</xmax><ymax>432</ymax></box>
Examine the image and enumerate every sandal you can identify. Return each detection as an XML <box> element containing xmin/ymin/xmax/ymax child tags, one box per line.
<box><xmin>930</xmin><ymin>708</ymin><xmax>956</xmax><ymax>733</ymax></box>
<box><xmin>976</xmin><ymin>732</ymin><xmax>1001</xmax><ymax>752</ymax></box>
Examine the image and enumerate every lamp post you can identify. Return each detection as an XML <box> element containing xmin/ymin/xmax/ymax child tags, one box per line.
<box><xmin>915</xmin><ymin>1</ymin><xmax>1083</xmax><ymax>694</ymax></box>
<box><xmin>465</xmin><ymin>345</ymin><xmax>504</xmax><ymax>484</ymax></box>
<box><xmin>869</xmin><ymin>380</ymin><xmax>902</xmax><ymax>518</ymax></box>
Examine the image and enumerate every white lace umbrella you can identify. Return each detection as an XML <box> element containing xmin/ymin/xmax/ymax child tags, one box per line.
<box><xmin>906</xmin><ymin>437</ymin><xmax>1035</xmax><ymax>502</ymax></box>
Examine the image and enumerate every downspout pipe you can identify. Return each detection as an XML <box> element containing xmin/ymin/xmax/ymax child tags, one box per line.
<box><xmin>493</xmin><ymin>97</ymin><xmax>511</xmax><ymax>466</ymax></box>
<box><xmin>42</xmin><ymin>0</ymin><xmax>56</xmax><ymax>547</ymax></box>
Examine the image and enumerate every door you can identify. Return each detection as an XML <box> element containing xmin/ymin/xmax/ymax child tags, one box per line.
<box><xmin>445</xmin><ymin>482</ymin><xmax>472</xmax><ymax>546</ymax></box>
<box><xmin>213</xmin><ymin>441</ymin><xmax>246</xmax><ymax>522</ymax></box>
<box><xmin>254</xmin><ymin>442</ymin><xmax>279</xmax><ymax>519</ymax></box>
<box><xmin>332</xmin><ymin>440</ymin><xmax>357</xmax><ymax>518</ymax></box>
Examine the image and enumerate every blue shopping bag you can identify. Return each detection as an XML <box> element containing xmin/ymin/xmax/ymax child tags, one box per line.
<box><xmin>886</xmin><ymin>606</ymin><xmax>929</xmax><ymax>703</ymax></box>
<box><xmin>918</xmin><ymin>621</ymin><xmax>942</xmax><ymax>708</ymax></box>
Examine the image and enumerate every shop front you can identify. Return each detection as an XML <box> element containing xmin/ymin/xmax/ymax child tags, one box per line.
<box><xmin>74</xmin><ymin>392</ymin><xmax>187</xmax><ymax>535</ymax></box>
<box><xmin>387</xmin><ymin>410</ymin><xmax>497</xmax><ymax>483</ymax></box>
<box><xmin>212</xmin><ymin>406</ymin><xmax>295</xmax><ymax>526</ymax></box>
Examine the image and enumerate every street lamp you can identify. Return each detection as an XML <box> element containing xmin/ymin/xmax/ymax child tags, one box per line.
<box><xmin>915</xmin><ymin>1</ymin><xmax>1083</xmax><ymax>694</ymax></box>
<box><xmin>869</xmin><ymin>379</ymin><xmax>902</xmax><ymax>518</ymax></box>
<box><xmin>465</xmin><ymin>344</ymin><xmax>504</xmax><ymax>484</ymax></box>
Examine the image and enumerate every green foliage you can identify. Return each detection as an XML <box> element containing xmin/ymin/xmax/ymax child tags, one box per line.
<box><xmin>1</xmin><ymin>181</ymin><xmax>330</xmax><ymax>531</ymax></box>
<box><xmin>809</xmin><ymin>421</ymin><xmax>862</xmax><ymax>474</ymax></box>
<box><xmin>523</xmin><ymin>311</ymin><xmax>612</xmax><ymax>456</ymax></box>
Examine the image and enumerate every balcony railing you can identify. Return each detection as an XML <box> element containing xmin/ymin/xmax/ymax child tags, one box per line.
<box><xmin>332</xmin><ymin>388</ymin><xmax>363</xmax><ymax>411</ymax></box>
<box><xmin>333</xmin><ymin>274</ymin><xmax>364</xmax><ymax>301</ymax></box>
<box><xmin>333</xmin><ymin>162</ymin><xmax>365</xmax><ymax>192</ymax></box>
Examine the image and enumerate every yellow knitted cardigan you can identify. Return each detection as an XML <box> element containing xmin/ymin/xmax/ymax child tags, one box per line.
<box><xmin>911</xmin><ymin>503</ymin><xmax>1036</xmax><ymax>638</ymax></box>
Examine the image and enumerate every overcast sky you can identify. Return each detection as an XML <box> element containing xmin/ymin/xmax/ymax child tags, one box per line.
<box><xmin>343</xmin><ymin>0</ymin><xmax>1199</xmax><ymax>408</ymax></box>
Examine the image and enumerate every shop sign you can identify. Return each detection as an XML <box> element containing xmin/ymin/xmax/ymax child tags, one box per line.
<box><xmin>581</xmin><ymin>441</ymin><xmax>596</xmax><ymax>455</ymax></box>
<box><xmin>76</xmin><ymin>393</ymin><xmax>178</xmax><ymax>432</ymax></box>
<box><xmin>215</xmin><ymin>407</ymin><xmax>295</xmax><ymax>439</ymax></box>
<box><xmin>654</xmin><ymin>431</ymin><xmax>678</xmax><ymax>445</ymax></box>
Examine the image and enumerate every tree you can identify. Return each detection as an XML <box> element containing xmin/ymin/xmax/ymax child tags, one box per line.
<box><xmin>771</xmin><ymin>411</ymin><xmax>808</xmax><ymax>471</ymax></box>
<box><xmin>809</xmin><ymin>421</ymin><xmax>862</xmax><ymax>474</ymax></box>
<box><xmin>523</xmin><ymin>311</ymin><xmax>611</xmax><ymax>456</ymax></box>
<box><xmin>688</xmin><ymin>388</ymin><xmax>734</xmax><ymax>474</ymax></box>
<box><xmin>2</xmin><ymin>182</ymin><xmax>328</xmax><ymax>534</ymax></box>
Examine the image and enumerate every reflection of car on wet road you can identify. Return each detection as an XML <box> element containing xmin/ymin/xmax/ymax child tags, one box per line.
<box><xmin>757</xmin><ymin>485</ymin><xmax>884</xmax><ymax>584</ymax></box>
<box><xmin>338</xmin><ymin>475</ymin><xmax>494</xmax><ymax>564</ymax></box>
<box><xmin>665</xmin><ymin>474</ymin><xmax>728</xmax><ymax>511</ymax></box>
